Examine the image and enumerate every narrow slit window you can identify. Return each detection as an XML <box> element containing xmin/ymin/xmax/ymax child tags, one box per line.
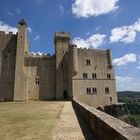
<box><xmin>35</xmin><ymin>77</ymin><xmax>39</xmax><ymax>86</ymax></box>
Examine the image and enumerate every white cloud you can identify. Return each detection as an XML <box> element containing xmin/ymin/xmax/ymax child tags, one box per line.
<box><xmin>116</xmin><ymin>76</ymin><xmax>132</xmax><ymax>84</ymax></box>
<box><xmin>72</xmin><ymin>0</ymin><xmax>119</xmax><ymax>18</ymax></box>
<box><xmin>73</xmin><ymin>34</ymin><xmax>106</xmax><ymax>48</ymax></box>
<box><xmin>0</xmin><ymin>21</ymin><xmax>32</xmax><ymax>34</ymax></box>
<box><xmin>95</xmin><ymin>26</ymin><xmax>101</xmax><ymax>31</ymax></box>
<box><xmin>110</xmin><ymin>18</ymin><xmax>140</xmax><ymax>43</ymax></box>
<box><xmin>113</xmin><ymin>53</ymin><xmax>137</xmax><ymax>66</ymax></box>
<box><xmin>27</xmin><ymin>27</ymin><xmax>32</xmax><ymax>33</ymax></box>
<box><xmin>6</xmin><ymin>11</ymin><xmax>14</xmax><ymax>16</ymax></box>
<box><xmin>58</xmin><ymin>4</ymin><xmax>64</xmax><ymax>13</ymax></box>
<box><xmin>0</xmin><ymin>21</ymin><xmax>17</xmax><ymax>34</ymax></box>
<box><xmin>34</xmin><ymin>35</ymin><xmax>40</xmax><ymax>41</ymax></box>
<box><xmin>116</xmin><ymin>76</ymin><xmax>140</xmax><ymax>91</ymax></box>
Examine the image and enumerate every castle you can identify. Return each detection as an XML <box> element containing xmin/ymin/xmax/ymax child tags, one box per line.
<box><xmin>0</xmin><ymin>19</ymin><xmax>118</xmax><ymax>108</ymax></box>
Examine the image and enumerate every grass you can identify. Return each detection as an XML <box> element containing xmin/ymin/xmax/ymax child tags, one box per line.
<box><xmin>0</xmin><ymin>101</ymin><xmax>64</xmax><ymax>140</ymax></box>
<box><xmin>131</xmin><ymin>114</ymin><xmax>140</xmax><ymax>123</ymax></box>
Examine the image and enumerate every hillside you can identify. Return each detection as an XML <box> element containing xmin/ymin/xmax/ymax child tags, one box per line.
<box><xmin>117</xmin><ymin>91</ymin><xmax>140</xmax><ymax>98</ymax></box>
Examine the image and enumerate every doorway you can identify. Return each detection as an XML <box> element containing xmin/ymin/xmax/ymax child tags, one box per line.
<box><xmin>63</xmin><ymin>90</ymin><xmax>68</xmax><ymax>100</ymax></box>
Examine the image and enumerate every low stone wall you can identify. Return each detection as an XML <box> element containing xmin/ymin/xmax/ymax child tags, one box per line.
<box><xmin>73</xmin><ymin>98</ymin><xmax>140</xmax><ymax>140</ymax></box>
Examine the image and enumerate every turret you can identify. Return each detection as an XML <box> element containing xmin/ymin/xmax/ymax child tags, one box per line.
<box><xmin>14</xmin><ymin>19</ymin><xmax>28</xmax><ymax>101</ymax></box>
<box><xmin>71</xmin><ymin>43</ymin><xmax>78</xmax><ymax>75</ymax></box>
<box><xmin>106</xmin><ymin>49</ymin><xmax>113</xmax><ymax>69</ymax></box>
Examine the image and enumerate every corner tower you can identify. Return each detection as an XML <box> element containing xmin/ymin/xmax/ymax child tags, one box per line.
<box><xmin>14</xmin><ymin>19</ymin><xmax>29</xmax><ymax>101</ymax></box>
<box><xmin>54</xmin><ymin>32</ymin><xmax>70</xmax><ymax>99</ymax></box>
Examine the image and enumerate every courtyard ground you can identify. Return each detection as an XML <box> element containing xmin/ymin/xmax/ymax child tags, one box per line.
<box><xmin>0</xmin><ymin>101</ymin><xmax>95</xmax><ymax>140</ymax></box>
<box><xmin>0</xmin><ymin>101</ymin><xmax>64</xmax><ymax>140</ymax></box>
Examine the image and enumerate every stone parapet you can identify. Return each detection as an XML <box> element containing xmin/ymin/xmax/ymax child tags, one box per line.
<box><xmin>72</xmin><ymin>98</ymin><xmax>140</xmax><ymax>140</ymax></box>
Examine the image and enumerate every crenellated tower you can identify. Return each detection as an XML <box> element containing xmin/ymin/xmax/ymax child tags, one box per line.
<box><xmin>54</xmin><ymin>32</ymin><xmax>70</xmax><ymax>99</ymax></box>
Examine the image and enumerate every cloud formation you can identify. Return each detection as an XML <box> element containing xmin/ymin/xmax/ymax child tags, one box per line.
<box><xmin>34</xmin><ymin>35</ymin><xmax>40</xmax><ymax>41</ymax></box>
<box><xmin>116</xmin><ymin>76</ymin><xmax>132</xmax><ymax>83</ymax></box>
<box><xmin>113</xmin><ymin>53</ymin><xmax>137</xmax><ymax>66</ymax></box>
<box><xmin>73</xmin><ymin>34</ymin><xmax>106</xmax><ymax>48</ymax></box>
<box><xmin>72</xmin><ymin>0</ymin><xmax>119</xmax><ymax>18</ymax></box>
<box><xmin>6</xmin><ymin>11</ymin><xmax>14</xmax><ymax>16</ymax></box>
<box><xmin>110</xmin><ymin>18</ymin><xmax>140</xmax><ymax>43</ymax></box>
<box><xmin>0</xmin><ymin>21</ymin><xmax>17</xmax><ymax>34</ymax></box>
<box><xmin>27</xmin><ymin>27</ymin><xmax>32</xmax><ymax>33</ymax></box>
<box><xmin>0</xmin><ymin>21</ymin><xmax>32</xmax><ymax>34</ymax></box>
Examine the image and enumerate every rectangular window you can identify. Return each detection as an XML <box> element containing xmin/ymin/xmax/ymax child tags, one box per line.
<box><xmin>107</xmin><ymin>74</ymin><xmax>111</xmax><ymax>79</ymax></box>
<box><xmin>92</xmin><ymin>87</ymin><xmax>97</xmax><ymax>94</ymax></box>
<box><xmin>35</xmin><ymin>77</ymin><xmax>39</xmax><ymax>86</ymax></box>
<box><xmin>86</xmin><ymin>59</ymin><xmax>90</xmax><ymax>66</ymax></box>
<box><xmin>92</xmin><ymin>73</ymin><xmax>97</xmax><ymax>79</ymax></box>
<box><xmin>105</xmin><ymin>87</ymin><xmax>110</xmax><ymax>94</ymax></box>
<box><xmin>86</xmin><ymin>87</ymin><xmax>91</xmax><ymax>94</ymax></box>
<box><xmin>83</xmin><ymin>73</ymin><xmax>88</xmax><ymax>79</ymax></box>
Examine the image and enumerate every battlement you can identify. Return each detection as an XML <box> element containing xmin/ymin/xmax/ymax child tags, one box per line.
<box><xmin>24</xmin><ymin>55</ymin><xmax>55</xmax><ymax>66</ymax></box>
<box><xmin>77</xmin><ymin>47</ymin><xmax>109</xmax><ymax>57</ymax></box>
<box><xmin>54</xmin><ymin>32</ymin><xmax>70</xmax><ymax>43</ymax></box>
<box><xmin>30</xmin><ymin>52</ymin><xmax>55</xmax><ymax>57</ymax></box>
<box><xmin>0</xmin><ymin>31</ymin><xmax>17</xmax><ymax>36</ymax></box>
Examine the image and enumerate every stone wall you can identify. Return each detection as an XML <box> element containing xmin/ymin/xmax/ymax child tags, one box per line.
<box><xmin>24</xmin><ymin>56</ymin><xmax>56</xmax><ymax>100</ymax></box>
<box><xmin>0</xmin><ymin>31</ymin><xmax>17</xmax><ymax>101</ymax></box>
<box><xmin>71</xmin><ymin>47</ymin><xmax>118</xmax><ymax>108</ymax></box>
<box><xmin>73</xmin><ymin>98</ymin><xmax>140</xmax><ymax>140</ymax></box>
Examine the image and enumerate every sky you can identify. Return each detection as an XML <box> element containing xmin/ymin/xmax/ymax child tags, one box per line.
<box><xmin>0</xmin><ymin>0</ymin><xmax>140</xmax><ymax>91</ymax></box>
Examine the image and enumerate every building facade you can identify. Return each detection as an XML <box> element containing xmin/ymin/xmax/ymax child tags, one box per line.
<box><xmin>0</xmin><ymin>19</ymin><xmax>118</xmax><ymax>108</ymax></box>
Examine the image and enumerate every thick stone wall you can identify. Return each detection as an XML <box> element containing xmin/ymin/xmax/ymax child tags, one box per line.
<box><xmin>24</xmin><ymin>56</ymin><xmax>56</xmax><ymax>100</ymax></box>
<box><xmin>0</xmin><ymin>32</ymin><xmax>17</xmax><ymax>101</ymax></box>
<box><xmin>73</xmin><ymin>98</ymin><xmax>140</xmax><ymax>140</ymax></box>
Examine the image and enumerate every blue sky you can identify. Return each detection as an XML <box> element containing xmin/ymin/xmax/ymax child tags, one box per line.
<box><xmin>0</xmin><ymin>0</ymin><xmax>140</xmax><ymax>91</ymax></box>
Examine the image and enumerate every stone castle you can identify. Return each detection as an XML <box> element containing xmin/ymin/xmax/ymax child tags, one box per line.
<box><xmin>0</xmin><ymin>19</ymin><xmax>118</xmax><ymax>108</ymax></box>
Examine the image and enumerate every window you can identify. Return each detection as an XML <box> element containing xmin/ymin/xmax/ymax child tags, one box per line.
<box><xmin>87</xmin><ymin>87</ymin><xmax>91</xmax><ymax>94</ymax></box>
<box><xmin>107</xmin><ymin>74</ymin><xmax>111</xmax><ymax>79</ymax></box>
<box><xmin>110</xmin><ymin>97</ymin><xmax>112</xmax><ymax>102</ymax></box>
<box><xmin>35</xmin><ymin>77</ymin><xmax>39</xmax><ymax>86</ymax></box>
<box><xmin>105</xmin><ymin>87</ymin><xmax>110</xmax><ymax>94</ymax></box>
<box><xmin>83</xmin><ymin>73</ymin><xmax>88</xmax><ymax>79</ymax></box>
<box><xmin>86</xmin><ymin>59</ymin><xmax>90</xmax><ymax>66</ymax></box>
<box><xmin>92</xmin><ymin>87</ymin><xmax>97</xmax><ymax>94</ymax></box>
<box><xmin>92</xmin><ymin>73</ymin><xmax>97</xmax><ymax>79</ymax></box>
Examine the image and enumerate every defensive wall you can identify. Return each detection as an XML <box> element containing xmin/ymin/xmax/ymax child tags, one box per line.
<box><xmin>72</xmin><ymin>98</ymin><xmax>140</xmax><ymax>140</ymax></box>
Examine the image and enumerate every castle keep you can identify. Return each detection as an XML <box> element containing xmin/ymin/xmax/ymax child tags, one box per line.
<box><xmin>0</xmin><ymin>19</ymin><xmax>118</xmax><ymax>108</ymax></box>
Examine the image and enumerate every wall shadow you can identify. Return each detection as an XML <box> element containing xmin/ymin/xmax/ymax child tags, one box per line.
<box><xmin>72</xmin><ymin>102</ymin><xmax>98</xmax><ymax>140</ymax></box>
<box><xmin>0</xmin><ymin>35</ymin><xmax>17</xmax><ymax>101</ymax></box>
